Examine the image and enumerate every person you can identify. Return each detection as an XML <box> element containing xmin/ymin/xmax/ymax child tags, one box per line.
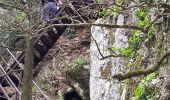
<box><xmin>41</xmin><ymin>0</ymin><xmax>59</xmax><ymax>23</ymax></box>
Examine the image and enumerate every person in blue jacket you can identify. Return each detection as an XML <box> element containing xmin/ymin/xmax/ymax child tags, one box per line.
<box><xmin>42</xmin><ymin>0</ymin><xmax>59</xmax><ymax>23</ymax></box>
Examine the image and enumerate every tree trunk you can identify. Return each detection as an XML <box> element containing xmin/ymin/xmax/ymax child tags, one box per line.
<box><xmin>21</xmin><ymin>1</ymin><xmax>36</xmax><ymax>99</ymax></box>
<box><xmin>21</xmin><ymin>34</ymin><xmax>34</xmax><ymax>100</ymax></box>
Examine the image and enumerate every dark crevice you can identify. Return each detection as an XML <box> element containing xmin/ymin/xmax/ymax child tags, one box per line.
<box><xmin>64</xmin><ymin>90</ymin><xmax>82</xmax><ymax>100</ymax></box>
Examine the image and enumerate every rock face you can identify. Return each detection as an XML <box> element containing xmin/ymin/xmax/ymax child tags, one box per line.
<box><xmin>0</xmin><ymin>8</ymin><xmax>7</xmax><ymax>14</ymax></box>
<box><xmin>160</xmin><ymin>2</ymin><xmax>170</xmax><ymax>98</ymax></box>
<box><xmin>90</xmin><ymin>18</ymin><xmax>114</xmax><ymax>100</ymax></box>
<box><xmin>90</xmin><ymin>14</ymin><xmax>129</xmax><ymax>100</ymax></box>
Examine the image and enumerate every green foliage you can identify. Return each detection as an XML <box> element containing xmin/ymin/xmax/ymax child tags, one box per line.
<box><xmin>96</xmin><ymin>0</ymin><xmax>101</xmax><ymax>3</ymax></box>
<box><xmin>157</xmin><ymin>47</ymin><xmax>163</xmax><ymax>55</ymax></box>
<box><xmin>99</xmin><ymin>8</ymin><xmax>114</xmax><ymax>18</ymax></box>
<box><xmin>99</xmin><ymin>0</ymin><xmax>122</xmax><ymax>18</ymax></box>
<box><xmin>16</xmin><ymin>10</ymin><xmax>27</xmax><ymax>22</ymax></box>
<box><xmin>32</xmin><ymin>86</ymin><xmax>37</xmax><ymax>93</ymax></box>
<box><xmin>128</xmin><ymin>30</ymin><xmax>141</xmax><ymax>47</ymax></box>
<box><xmin>135</xmin><ymin>10</ymin><xmax>145</xmax><ymax>20</ymax></box>
<box><xmin>42</xmin><ymin>83</ymin><xmax>51</xmax><ymax>91</ymax></box>
<box><xmin>75</xmin><ymin>58</ymin><xmax>87</xmax><ymax>68</ymax></box>
<box><xmin>58</xmin><ymin>92</ymin><xmax>64</xmax><ymax>100</ymax></box>
<box><xmin>139</xmin><ymin>0</ymin><xmax>146</xmax><ymax>3</ymax></box>
<box><xmin>135</xmin><ymin>73</ymin><xmax>156</xmax><ymax>100</ymax></box>
<box><xmin>162</xmin><ymin>58</ymin><xmax>168</xmax><ymax>65</ymax></box>
<box><xmin>112</xmin><ymin>47</ymin><xmax>133</xmax><ymax>57</ymax></box>
<box><xmin>67</xmin><ymin>57</ymin><xmax>88</xmax><ymax>80</ymax></box>
<box><xmin>146</xmin><ymin>25</ymin><xmax>156</xmax><ymax>40</ymax></box>
<box><xmin>110</xmin><ymin>7</ymin><xmax>156</xmax><ymax>60</ymax></box>
<box><xmin>73</xmin><ymin>58</ymin><xmax>88</xmax><ymax>72</ymax></box>
<box><xmin>135</xmin><ymin>9</ymin><xmax>149</xmax><ymax>27</ymax></box>
<box><xmin>111</xmin><ymin>30</ymin><xmax>142</xmax><ymax>58</ymax></box>
<box><xmin>111</xmin><ymin>8</ymin><xmax>150</xmax><ymax>58</ymax></box>
<box><xmin>121</xmin><ymin>48</ymin><xmax>133</xmax><ymax>57</ymax></box>
<box><xmin>112</xmin><ymin>0</ymin><xmax>122</xmax><ymax>14</ymax></box>
<box><xmin>126</xmin><ymin>9</ymin><xmax>155</xmax><ymax>59</ymax></box>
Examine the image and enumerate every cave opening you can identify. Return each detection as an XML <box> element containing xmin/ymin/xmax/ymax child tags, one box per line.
<box><xmin>63</xmin><ymin>89</ymin><xmax>82</xmax><ymax>100</ymax></box>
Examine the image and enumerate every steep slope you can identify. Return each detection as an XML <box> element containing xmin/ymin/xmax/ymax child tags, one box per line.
<box><xmin>34</xmin><ymin>27</ymin><xmax>91</xmax><ymax>99</ymax></box>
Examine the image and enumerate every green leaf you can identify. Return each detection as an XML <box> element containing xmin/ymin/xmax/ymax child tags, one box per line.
<box><xmin>16</xmin><ymin>10</ymin><xmax>27</xmax><ymax>22</ymax></box>
<box><xmin>96</xmin><ymin>0</ymin><xmax>101</xmax><ymax>3</ymax></box>
<box><xmin>136</xmin><ymin>10</ymin><xmax>145</xmax><ymax>19</ymax></box>
<box><xmin>135</xmin><ymin>73</ymin><xmax>156</xmax><ymax>100</ymax></box>
<box><xmin>139</xmin><ymin>18</ymin><xmax>149</xmax><ymax>27</ymax></box>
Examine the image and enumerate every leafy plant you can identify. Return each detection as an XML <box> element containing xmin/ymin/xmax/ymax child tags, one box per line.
<box><xmin>128</xmin><ymin>30</ymin><xmax>141</xmax><ymax>47</ymax></box>
<box><xmin>75</xmin><ymin>58</ymin><xmax>87</xmax><ymax>67</ymax></box>
<box><xmin>135</xmin><ymin>9</ymin><xmax>149</xmax><ymax>27</ymax></box>
<box><xmin>96</xmin><ymin>0</ymin><xmax>101</xmax><ymax>3</ymax></box>
<box><xmin>99</xmin><ymin>8</ymin><xmax>113</xmax><ymax>18</ymax></box>
<box><xmin>16</xmin><ymin>10</ymin><xmax>27</xmax><ymax>22</ymax></box>
<box><xmin>111</xmin><ymin>30</ymin><xmax>142</xmax><ymax>58</ymax></box>
<box><xmin>135</xmin><ymin>73</ymin><xmax>156</xmax><ymax>100</ymax></box>
<box><xmin>98</xmin><ymin>0</ymin><xmax>122</xmax><ymax>18</ymax></box>
<box><xmin>42</xmin><ymin>83</ymin><xmax>51</xmax><ymax>91</ymax></box>
<box><xmin>73</xmin><ymin>58</ymin><xmax>88</xmax><ymax>72</ymax></box>
<box><xmin>125</xmin><ymin>8</ymin><xmax>156</xmax><ymax>61</ymax></box>
<box><xmin>111</xmin><ymin>47</ymin><xmax>133</xmax><ymax>57</ymax></box>
<box><xmin>58</xmin><ymin>92</ymin><xmax>64</xmax><ymax>100</ymax></box>
<box><xmin>32</xmin><ymin>86</ymin><xmax>37</xmax><ymax>94</ymax></box>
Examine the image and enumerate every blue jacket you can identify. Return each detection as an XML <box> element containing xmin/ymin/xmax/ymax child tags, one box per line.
<box><xmin>42</xmin><ymin>2</ymin><xmax>58</xmax><ymax>23</ymax></box>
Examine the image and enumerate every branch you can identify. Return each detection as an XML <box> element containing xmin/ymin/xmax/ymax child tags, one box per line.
<box><xmin>145</xmin><ymin>15</ymin><xmax>162</xmax><ymax>31</ymax></box>
<box><xmin>0</xmin><ymin>2</ymin><xmax>26</xmax><ymax>12</ymax></box>
<box><xmin>0</xmin><ymin>69</ymin><xmax>23</xmax><ymax>78</ymax></box>
<box><xmin>112</xmin><ymin>51</ymin><xmax>170</xmax><ymax>80</ymax></box>
<box><xmin>100</xmin><ymin>54</ymin><xmax>125</xmax><ymax>60</ymax></box>
<box><xmin>67</xmin><ymin>0</ymin><xmax>85</xmax><ymax>22</ymax></box>
<box><xmin>160</xmin><ymin>3</ymin><xmax>170</xmax><ymax>9</ymax></box>
<box><xmin>36</xmin><ymin>23</ymin><xmax>144</xmax><ymax>34</ymax></box>
<box><xmin>91</xmin><ymin>35</ymin><xmax>104</xmax><ymax>58</ymax></box>
<box><xmin>0</xmin><ymin>45</ymin><xmax>24</xmax><ymax>51</ymax></box>
<box><xmin>91</xmin><ymin>35</ymin><xmax>124</xmax><ymax>59</ymax></box>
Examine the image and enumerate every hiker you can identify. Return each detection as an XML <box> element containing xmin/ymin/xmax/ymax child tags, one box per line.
<box><xmin>41</xmin><ymin>0</ymin><xmax>60</xmax><ymax>23</ymax></box>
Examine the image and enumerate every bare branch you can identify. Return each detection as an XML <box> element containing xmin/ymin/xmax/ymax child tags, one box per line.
<box><xmin>100</xmin><ymin>54</ymin><xmax>125</xmax><ymax>60</ymax></box>
<box><xmin>92</xmin><ymin>35</ymin><xmax>124</xmax><ymax>60</ymax></box>
<box><xmin>0</xmin><ymin>45</ymin><xmax>24</xmax><ymax>51</ymax></box>
<box><xmin>112</xmin><ymin>51</ymin><xmax>170</xmax><ymax>80</ymax></box>
<box><xmin>0</xmin><ymin>2</ymin><xmax>26</xmax><ymax>13</ymax></box>
<box><xmin>91</xmin><ymin>35</ymin><xmax>104</xmax><ymax>58</ymax></box>
<box><xmin>0</xmin><ymin>69</ymin><xmax>23</xmax><ymax>78</ymax></box>
<box><xmin>36</xmin><ymin>23</ymin><xmax>144</xmax><ymax>34</ymax></box>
